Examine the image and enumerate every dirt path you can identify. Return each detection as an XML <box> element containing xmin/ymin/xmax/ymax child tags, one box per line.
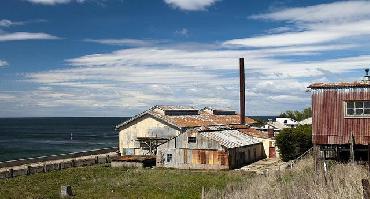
<box><xmin>237</xmin><ymin>158</ymin><xmax>287</xmax><ymax>174</ymax></box>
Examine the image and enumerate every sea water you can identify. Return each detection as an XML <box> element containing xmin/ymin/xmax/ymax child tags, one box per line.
<box><xmin>0</xmin><ymin>117</ymin><xmax>128</xmax><ymax>162</ymax></box>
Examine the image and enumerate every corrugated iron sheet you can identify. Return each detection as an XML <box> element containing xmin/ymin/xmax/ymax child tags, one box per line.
<box><xmin>200</xmin><ymin>130</ymin><xmax>261</xmax><ymax>148</ymax></box>
<box><xmin>191</xmin><ymin>150</ymin><xmax>228</xmax><ymax>166</ymax></box>
<box><xmin>311</xmin><ymin>87</ymin><xmax>370</xmax><ymax>145</ymax></box>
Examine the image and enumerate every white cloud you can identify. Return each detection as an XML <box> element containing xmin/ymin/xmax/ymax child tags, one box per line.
<box><xmin>250</xmin><ymin>1</ymin><xmax>370</xmax><ymax>23</ymax></box>
<box><xmin>21</xmin><ymin>42</ymin><xmax>370</xmax><ymax>116</ymax></box>
<box><xmin>0</xmin><ymin>32</ymin><xmax>59</xmax><ymax>42</ymax></box>
<box><xmin>25</xmin><ymin>0</ymin><xmax>86</xmax><ymax>5</ymax></box>
<box><xmin>0</xmin><ymin>19</ymin><xmax>24</xmax><ymax>27</ymax></box>
<box><xmin>226</xmin><ymin>1</ymin><xmax>370</xmax><ymax>48</ymax></box>
<box><xmin>175</xmin><ymin>28</ymin><xmax>189</xmax><ymax>36</ymax></box>
<box><xmin>0</xmin><ymin>60</ymin><xmax>8</xmax><ymax>67</ymax></box>
<box><xmin>164</xmin><ymin>0</ymin><xmax>219</xmax><ymax>11</ymax></box>
<box><xmin>84</xmin><ymin>38</ymin><xmax>161</xmax><ymax>47</ymax></box>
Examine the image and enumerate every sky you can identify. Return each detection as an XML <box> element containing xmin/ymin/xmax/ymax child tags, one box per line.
<box><xmin>1</xmin><ymin>0</ymin><xmax>370</xmax><ymax>117</ymax></box>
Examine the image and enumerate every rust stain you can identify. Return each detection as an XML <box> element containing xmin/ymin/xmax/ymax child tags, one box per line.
<box><xmin>309</xmin><ymin>82</ymin><xmax>370</xmax><ymax>89</ymax></box>
<box><xmin>191</xmin><ymin>150</ymin><xmax>228</xmax><ymax>166</ymax></box>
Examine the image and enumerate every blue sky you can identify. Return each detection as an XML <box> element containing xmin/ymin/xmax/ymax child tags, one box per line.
<box><xmin>1</xmin><ymin>0</ymin><xmax>370</xmax><ymax>117</ymax></box>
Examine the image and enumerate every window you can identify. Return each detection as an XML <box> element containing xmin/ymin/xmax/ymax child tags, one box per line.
<box><xmin>188</xmin><ymin>137</ymin><xmax>196</xmax><ymax>143</ymax></box>
<box><xmin>346</xmin><ymin>101</ymin><xmax>370</xmax><ymax>117</ymax></box>
<box><xmin>167</xmin><ymin>154</ymin><xmax>172</xmax><ymax>162</ymax></box>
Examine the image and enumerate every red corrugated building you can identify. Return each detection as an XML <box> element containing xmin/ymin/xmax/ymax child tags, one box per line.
<box><xmin>308</xmin><ymin>69</ymin><xmax>370</xmax><ymax>160</ymax></box>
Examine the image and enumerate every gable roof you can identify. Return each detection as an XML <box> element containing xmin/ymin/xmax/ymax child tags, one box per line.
<box><xmin>116</xmin><ymin>105</ymin><xmax>256</xmax><ymax>130</ymax></box>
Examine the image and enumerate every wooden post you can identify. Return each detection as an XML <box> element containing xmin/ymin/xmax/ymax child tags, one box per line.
<box><xmin>368</xmin><ymin>143</ymin><xmax>370</xmax><ymax>175</ymax></box>
<box><xmin>314</xmin><ymin>145</ymin><xmax>320</xmax><ymax>174</ymax></box>
<box><xmin>201</xmin><ymin>186</ymin><xmax>205</xmax><ymax>199</ymax></box>
<box><xmin>363</xmin><ymin>179</ymin><xmax>370</xmax><ymax>199</ymax></box>
<box><xmin>350</xmin><ymin>133</ymin><xmax>355</xmax><ymax>164</ymax></box>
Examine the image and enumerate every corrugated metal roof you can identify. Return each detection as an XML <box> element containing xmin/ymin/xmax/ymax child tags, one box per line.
<box><xmin>200</xmin><ymin>130</ymin><xmax>261</xmax><ymax>148</ymax></box>
<box><xmin>308</xmin><ymin>81</ymin><xmax>370</xmax><ymax>89</ymax></box>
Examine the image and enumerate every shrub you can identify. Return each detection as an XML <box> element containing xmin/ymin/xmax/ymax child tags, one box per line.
<box><xmin>275</xmin><ymin>125</ymin><xmax>312</xmax><ymax>162</ymax></box>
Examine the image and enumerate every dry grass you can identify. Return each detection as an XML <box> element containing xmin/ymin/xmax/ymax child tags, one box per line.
<box><xmin>205</xmin><ymin>157</ymin><xmax>368</xmax><ymax>199</ymax></box>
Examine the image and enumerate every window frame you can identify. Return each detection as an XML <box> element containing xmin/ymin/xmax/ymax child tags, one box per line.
<box><xmin>166</xmin><ymin>154</ymin><xmax>172</xmax><ymax>162</ymax></box>
<box><xmin>344</xmin><ymin>100</ymin><xmax>370</xmax><ymax>118</ymax></box>
<box><xmin>188</xmin><ymin>136</ymin><xmax>197</xmax><ymax>143</ymax></box>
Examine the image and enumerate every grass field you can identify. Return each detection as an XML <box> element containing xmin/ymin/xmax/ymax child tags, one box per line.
<box><xmin>0</xmin><ymin>165</ymin><xmax>253</xmax><ymax>199</ymax></box>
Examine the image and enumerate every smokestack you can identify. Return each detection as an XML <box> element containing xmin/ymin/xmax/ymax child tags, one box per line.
<box><xmin>239</xmin><ymin>58</ymin><xmax>245</xmax><ymax>125</ymax></box>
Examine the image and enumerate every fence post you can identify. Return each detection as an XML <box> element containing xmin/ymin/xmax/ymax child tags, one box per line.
<box><xmin>9</xmin><ymin>168</ymin><xmax>14</xmax><ymax>178</ymax></box>
<box><xmin>201</xmin><ymin>186</ymin><xmax>205</xmax><ymax>199</ymax></box>
<box><xmin>362</xmin><ymin>179</ymin><xmax>370</xmax><ymax>199</ymax></box>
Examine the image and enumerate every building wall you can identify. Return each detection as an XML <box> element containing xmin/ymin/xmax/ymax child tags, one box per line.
<box><xmin>156</xmin><ymin>130</ymin><xmax>265</xmax><ymax>169</ymax></box>
<box><xmin>118</xmin><ymin>115</ymin><xmax>180</xmax><ymax>155</ymax></box>
<box><xmin>312</xmin><ymin>88</ymin><xmax>370</xmax><ymax>145</ymax></box>
<box><xmin>257</xmin><ymin>138</ymin><xmax>279</xmax><ymax>159</ymax></box>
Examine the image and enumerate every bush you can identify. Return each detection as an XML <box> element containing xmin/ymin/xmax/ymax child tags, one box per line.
<box><xmin>275</xmin><ymin>125</ymin><xmax>312</xmax><ymax>162</ymax></box>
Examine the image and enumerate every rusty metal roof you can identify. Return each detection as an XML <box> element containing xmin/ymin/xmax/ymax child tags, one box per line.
<box><xmin>308</xmin><ymin>81</ymin><xmax>370</xmax><ymax>89</ymax></box>
<box><xmin>154</xmin><ymin>105</ymin><xmax>197</xmax><ymax>111</ymax></box>
<box><xmin>236</xmin><ymin>127</ymin><xmax>269</xmax><ymax>139</ymax></box>
<box><xmin>200</xmin><ymin>129</ymin><xmax>261</xmax><ymax>148</ymax></box>
<box><xmin>116</xmin><ymin>106</ymin><xmax>256</xmax><ymax>130</ymax></box>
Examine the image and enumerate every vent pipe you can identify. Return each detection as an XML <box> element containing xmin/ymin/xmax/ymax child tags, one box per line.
<box><xmin>365</xmin><ymin>68</ymin><xmax>370</xmax><ymax>82</ymax></box>
<box><xmin>239</xmin><ymin>58</ymin><xmax>245</xmax><ymax>125</ymax></box>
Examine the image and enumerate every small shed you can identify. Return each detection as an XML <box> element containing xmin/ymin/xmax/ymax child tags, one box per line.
<box><xmin>156</xmin><ymin>126</ymin><xmax>264</xmax><ymax>170</ymax></box>
<box><xmin>308</xmin><ymin>70</ymin><xmax>370</xmax><ymax>160</ymax></box>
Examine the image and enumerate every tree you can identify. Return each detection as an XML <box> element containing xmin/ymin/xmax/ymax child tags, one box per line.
<box><xmin>275</xmin><ymin>124</ymin><xmax>312</xmax><ymax>162</ymax></box>
<box><xmin>279</xmin><ymin>107</ymin><xmax>312</xmax><ymax>121</ymax></box>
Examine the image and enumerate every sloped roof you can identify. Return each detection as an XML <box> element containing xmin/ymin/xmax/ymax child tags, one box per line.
<box><xmin>116</xmin><ymin>105</ymin><xmax>256</xmax><ymax>130</ymax></box>
<box><xmin>200</xmin><ymin>129</ymin><xmax>261</xmax><ymax>148</ymax></box>
<box><xmin>155</xmin><ymin>105</ymin><xmax>197</xmax><ymax>111</ymax></box>
<box><xmin>308</xmin><ymin>81</ymin><xmax>370</xmax><ymax>89</ymax></box>
<box><xmin>236</xmin><ymin>127</ymin><xmax>269</xmax><ymax>139</ymax></box>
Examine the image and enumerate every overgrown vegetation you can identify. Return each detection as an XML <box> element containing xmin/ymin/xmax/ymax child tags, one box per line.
<box><xmin>275</xmin><ymin>124</ymin><xmax>313</xmax><ymax>162</ymax></box>
<box><xmin>279</xmin><ymin>107</ymin><xmax>312</xmax><ymax>121</ymax></box>
<box><xmin>0</xmin><ymin>165</ymin><xmax>253</xmax><ymax>199</ymax></box>
<box><xmin>205</xmin><ymin>157</ymin><xmax>367</xmax><ymax>199</ymax></box>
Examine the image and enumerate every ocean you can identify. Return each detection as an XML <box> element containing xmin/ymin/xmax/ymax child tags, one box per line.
<box><xmin>0</xmin><ymin>117</ymin><xmax>128</xmax><ymax>162</ymax></box>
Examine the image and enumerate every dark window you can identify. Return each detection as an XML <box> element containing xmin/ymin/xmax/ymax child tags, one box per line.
<box><xmin>167</xmin><ymin>154</ymin><xmax>172</xmax><ymax>162</ymax></box>
<box><xmin>188</xmin><ymin>137</ymin><xmax>196</xmax><ymax>143</ymax></box>
<box><xmin>346</xmin><ymin>101</ymin><xmax>370</xmax><ymax>117</ymax></box>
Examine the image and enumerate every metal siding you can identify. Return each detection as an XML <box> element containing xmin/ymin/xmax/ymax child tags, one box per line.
<box><xmin>312</xmin><ymin>88</ymin><xmax>370</xmax><ymax>145</ymax></box>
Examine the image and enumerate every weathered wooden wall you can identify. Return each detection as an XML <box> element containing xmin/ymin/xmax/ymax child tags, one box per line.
<box><xmin>119</xmin><ymin>115</ymin><xmax>180</xmax><ymax>155</ymax></box>
<box><xmin>312</xmin><ymin>88</ymin><xmax>370</xmax><ymax>145</ymax></box>
<box><xmin>156</xmin><ymin>131</ymin><xmax>265</xmax><ymax>169</ymax></box>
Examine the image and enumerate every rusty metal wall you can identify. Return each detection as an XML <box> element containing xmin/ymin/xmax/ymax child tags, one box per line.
<box><xmin>312</xmin><ymin>88</ymin><xmax>370</xmax><ymax>145</ymax></box>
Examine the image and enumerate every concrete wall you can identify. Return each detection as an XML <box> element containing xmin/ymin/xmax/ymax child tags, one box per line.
<box><xmin>257</xmin><ymin>138</ymin><xmax>279</xmax><ymax>159</ymax></box>
<box><xmin>0</xmin><ymin>153</ymin><xmax>117</xmax><ymax>179</ymax></box>
<box><xmin>119</xmin><ymin>115</ymin><xmax>180</xmax><ymax>155</ymax></box>
<box><xmin>0</xmin><ymin>147</ymin><xmax>118</xmax><ymax>169</ymax></box>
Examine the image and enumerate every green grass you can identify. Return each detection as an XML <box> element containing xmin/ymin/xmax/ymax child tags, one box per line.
<box><xmin>0</xmin><ymin>165</ymin><xmax>253</xmax><ymax>199</ymax></box>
